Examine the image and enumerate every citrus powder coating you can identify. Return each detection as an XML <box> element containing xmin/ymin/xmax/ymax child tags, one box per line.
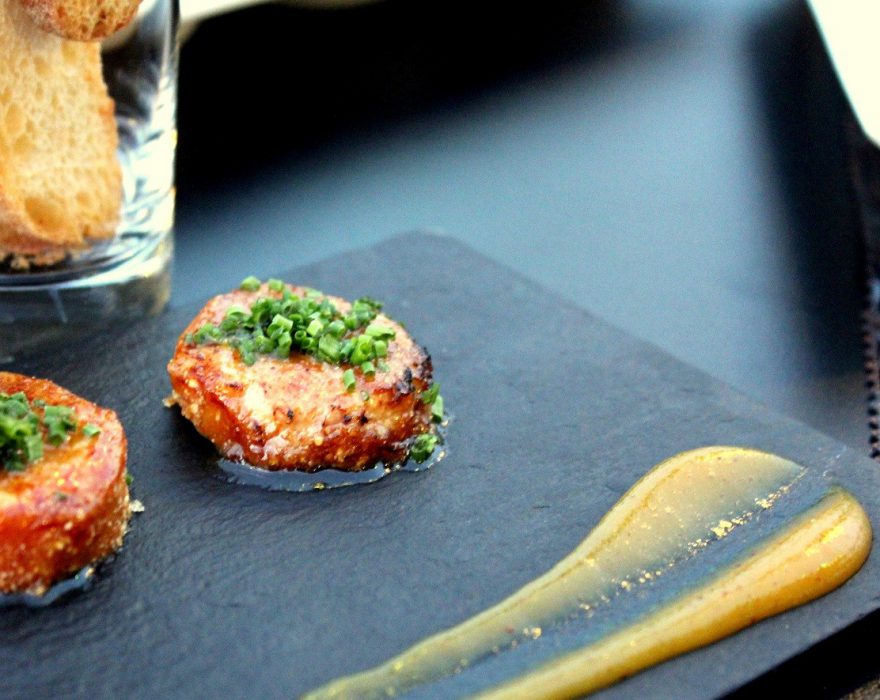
<box><xmin>303</xmin><ymin>447</ymin><xmax>872</xmax><ymax>699</ymax></box>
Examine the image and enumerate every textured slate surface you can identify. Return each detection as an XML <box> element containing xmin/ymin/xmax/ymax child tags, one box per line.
<box><xmin>2</xmin><ymin>232</ymin><xmax>880</xmax><ymax>699</ymax></box>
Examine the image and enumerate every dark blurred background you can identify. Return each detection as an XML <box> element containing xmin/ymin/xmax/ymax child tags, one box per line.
<box><xmin>174</xmin><ymin>1</ymin><xmax>878</xmax><ymax>695</ymax></box>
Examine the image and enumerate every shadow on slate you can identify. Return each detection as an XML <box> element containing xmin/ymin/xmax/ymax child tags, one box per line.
<box><xmin>3</xmin><ymin>233</ymin><xmax>880</xmax><ymax>699</ymax></box>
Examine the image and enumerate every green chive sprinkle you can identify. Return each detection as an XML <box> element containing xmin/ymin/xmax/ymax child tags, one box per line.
<box><xmin>22</xmin><ymin>434</ymin><xmax>43</xmax><ymax>466</ymax></box>
<box><xmin>421</xmin><ymin>384</ymin><xmax>440</xmax><ymax>405</ymax></box>
<box><xmin>431</xmin><ymin>395</ymin><xmax>444</xmax><ymax>423</ymax></box>
<box><xmin>365</xmin><ymin>323</ymin><xmax>395</xmax><ymax>340</ymax></box>
<box><xmin>82</xmin><ymin>423</ymin><xmax>101</xmax><ymax>438</ymax></box>
<box><xmin>411</xmin><ymin>434</ymin><xmax>439</xmax><ymax>463</ymax></box>
<box><xmin>187</xmin><ymin>282</ymin><xmax>401</xmax><ymax>393</ymax></box>
<box><xmin>225</xmin><ymin>305</ymin><xmax>249</xmax><ymax>322</ymax></box>
<box><xmin>318</xmin><ymin>334</ymin><xmax>341</xmax><ymax>363</ymax></box>
<box><xmin>43</xmin><ymin>405</ymin><xmax>77</xmax><ymax>446</ymax></box>
<box><xmin>342</xmin><ymin>369</ymin><xmax>357</xmax><ymax>392</ymax></box>
<box><xmin>1</xmin><ymin>392</ymin><xmax>81</xmax><ymax>472</ymax></box>
<box><xmin>420</xmin><ymin>383</ymin><xmax>444</xmax><ymax>422</ymax></box>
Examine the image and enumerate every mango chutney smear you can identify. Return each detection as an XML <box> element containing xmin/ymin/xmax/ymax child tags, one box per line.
<box><xmin>303</xmin><ymin>447</ymin><xmax>872</xmax><ymax>699</ymax></box>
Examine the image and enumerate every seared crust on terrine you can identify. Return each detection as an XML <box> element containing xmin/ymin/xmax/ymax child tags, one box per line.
<box><xmin>167</xmin><ymin>284</ymin><xmax>434</xmax><ymax>472</ymax></box>
<box><xmin>0</xmin><ymin>372</ymin><xmax>130</xmax><ymax>595</ymax></box>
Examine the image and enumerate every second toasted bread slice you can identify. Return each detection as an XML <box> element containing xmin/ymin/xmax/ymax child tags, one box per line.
<box><xmin>0</xmin><ymin>0</ymin><xmax>122</xmax><ymax>268</ymax></box>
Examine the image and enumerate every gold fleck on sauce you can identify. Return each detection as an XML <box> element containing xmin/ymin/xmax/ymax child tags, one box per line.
<box><xmin>303</xmin><ymin>447</ymin><xmax>872</xmax><ymax>699</ymax></box>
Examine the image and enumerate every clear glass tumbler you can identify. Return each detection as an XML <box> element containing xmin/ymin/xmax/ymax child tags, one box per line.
<box><xmin>0</xmin><ymin>0</ymin><xmax>179</xmax><ymax>363</ymax></box>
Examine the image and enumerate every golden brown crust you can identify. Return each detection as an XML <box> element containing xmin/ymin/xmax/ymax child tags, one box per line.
<box><xmin>0</xmin><ymin>0</ymin><xmax>122</xmax><ymax>268</ymax></box>
<box><xmin>0</xmin><ymin>372</ymin><xmax>130</xmax><ymax>595</ymax></box>
<box><xmin>18</xmin><ymin>0</ymin><xmax>142</xmax><ymax>41</ymax></box>
<box><xmin>167</xmin><ymin>285</ymin><xmax>434</xmax><ymax>472</ymax></box>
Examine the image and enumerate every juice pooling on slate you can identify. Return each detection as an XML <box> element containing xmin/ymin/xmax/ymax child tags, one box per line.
<box><xmin>304</xmin><ymin>446</ymin><xmax>872</xmax><ymax>699</ymax></box>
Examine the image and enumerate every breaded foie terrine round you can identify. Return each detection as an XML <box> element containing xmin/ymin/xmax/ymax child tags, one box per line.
<box><xmin>0</xmin><ymin>372</ymin><xmax>130</xmax><ymax>595</ymax></box>
<box><xmin>167</xmin><ymin>280</ymin><xmax>440</xmax><ymax>472</ymax></box>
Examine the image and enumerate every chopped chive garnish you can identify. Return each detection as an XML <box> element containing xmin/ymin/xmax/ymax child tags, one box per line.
<box><xmin>342</xmin><ymin>369</ymin><xmax>356</xmax><ymax>392</ymax></box>
<box><xmin>189</xmin><ymin>282</ymin><xmax>444</xmax><ymax>406</ymax></box>
<box><xmin>350</xmin><ymin>345</ymin><xmax>370</xmax><ymax>366</ymax></box>
<box><xmin>420</xmin><ymin>383</ymin><xmax>444</xmax><ymax>422</ymax></box>
<box><xmin>82</xmin><ymin>423</ymin><xmax>101</xmax><ymax>438</ymax></box>
<box><xmin>1</xmin><ymin>392</ymin><xmax>81</xmax><ymax>472</ymax></box>
<box><xmin>318</xmin><ymin>334</ymin><xmax>341</xmax><ymax>363</ymax></box>
<box><xmin>192</xmin><ymin>323</ymin><xmax>220</xmax><ymax>345</ymax></box>
<box><xmin>225</xmin><ymin>305</ymin><xmax>249</xmax><ymax>322</ymax></box>
<box><xmin>365</xmin><ymin>323</ymin><xmax>395</xmax><ymax>340</ymax></box>
<box><xmin>188</xmin><ymin>282</ymin><xmax>400</xmax><ymax>381</ymax></box>
<box><xmin>372</xmin><ymin>327</ymin><xmax>395</xmax><ymax>341</ymax></box>
<box><xmin>22</xmin><ymin>434</ymin><xmax>43</xmax><ymax>465</ymax></box>
<box><xmin>421</xmin><ymin>384</ymin><xmax>440</xmax><ymax>405</ymax></box>
<box><xmin>411</xmin><ymin>434</ymin><xmax>439</xmax><ymax>463</ymax></box>
<box><xmin>431</xmin><ymin>395</ymin><xmax>444</xmax><ymax>422</ymax></box>
<box><xmin>306</xmin><ymin>319</ymin><xmax>324</xmax><ymax>337</ymax></box>
<box><xmin>43</xmin><ymin>405</ymin><xmax>77</xmax><ymax>446</ymax></box>
<box><xmin>267</xmin><ymin>314</ymin><xmax>293</xmax><ymax>337</ymax></box>
<box><xmin>125</xmin><ymin>472</ymin><xmax>133</xmax><ymax>486</ymax></box>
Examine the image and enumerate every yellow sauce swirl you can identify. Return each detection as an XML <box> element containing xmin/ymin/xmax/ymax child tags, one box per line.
<box><xmin>304</xmin><ymin>446</ymin><xmax>872</xmax><ymax>699</ymax></box>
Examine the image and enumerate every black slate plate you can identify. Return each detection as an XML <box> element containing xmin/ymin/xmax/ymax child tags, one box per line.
<box><xmin>3</xmin><ymin>232</ymin><xmax>880</xmax><ymax>699</ymax></box>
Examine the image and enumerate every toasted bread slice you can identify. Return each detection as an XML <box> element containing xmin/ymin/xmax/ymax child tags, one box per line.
<box><xmin>20</xmin><ymin>0</ymin><xmax>142</xmax><ymax>42</ymax></box>
<box><xmin>0</xmin><ymin>0</ymin><xmax>121</xmax><ymax>269</ymax></box>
